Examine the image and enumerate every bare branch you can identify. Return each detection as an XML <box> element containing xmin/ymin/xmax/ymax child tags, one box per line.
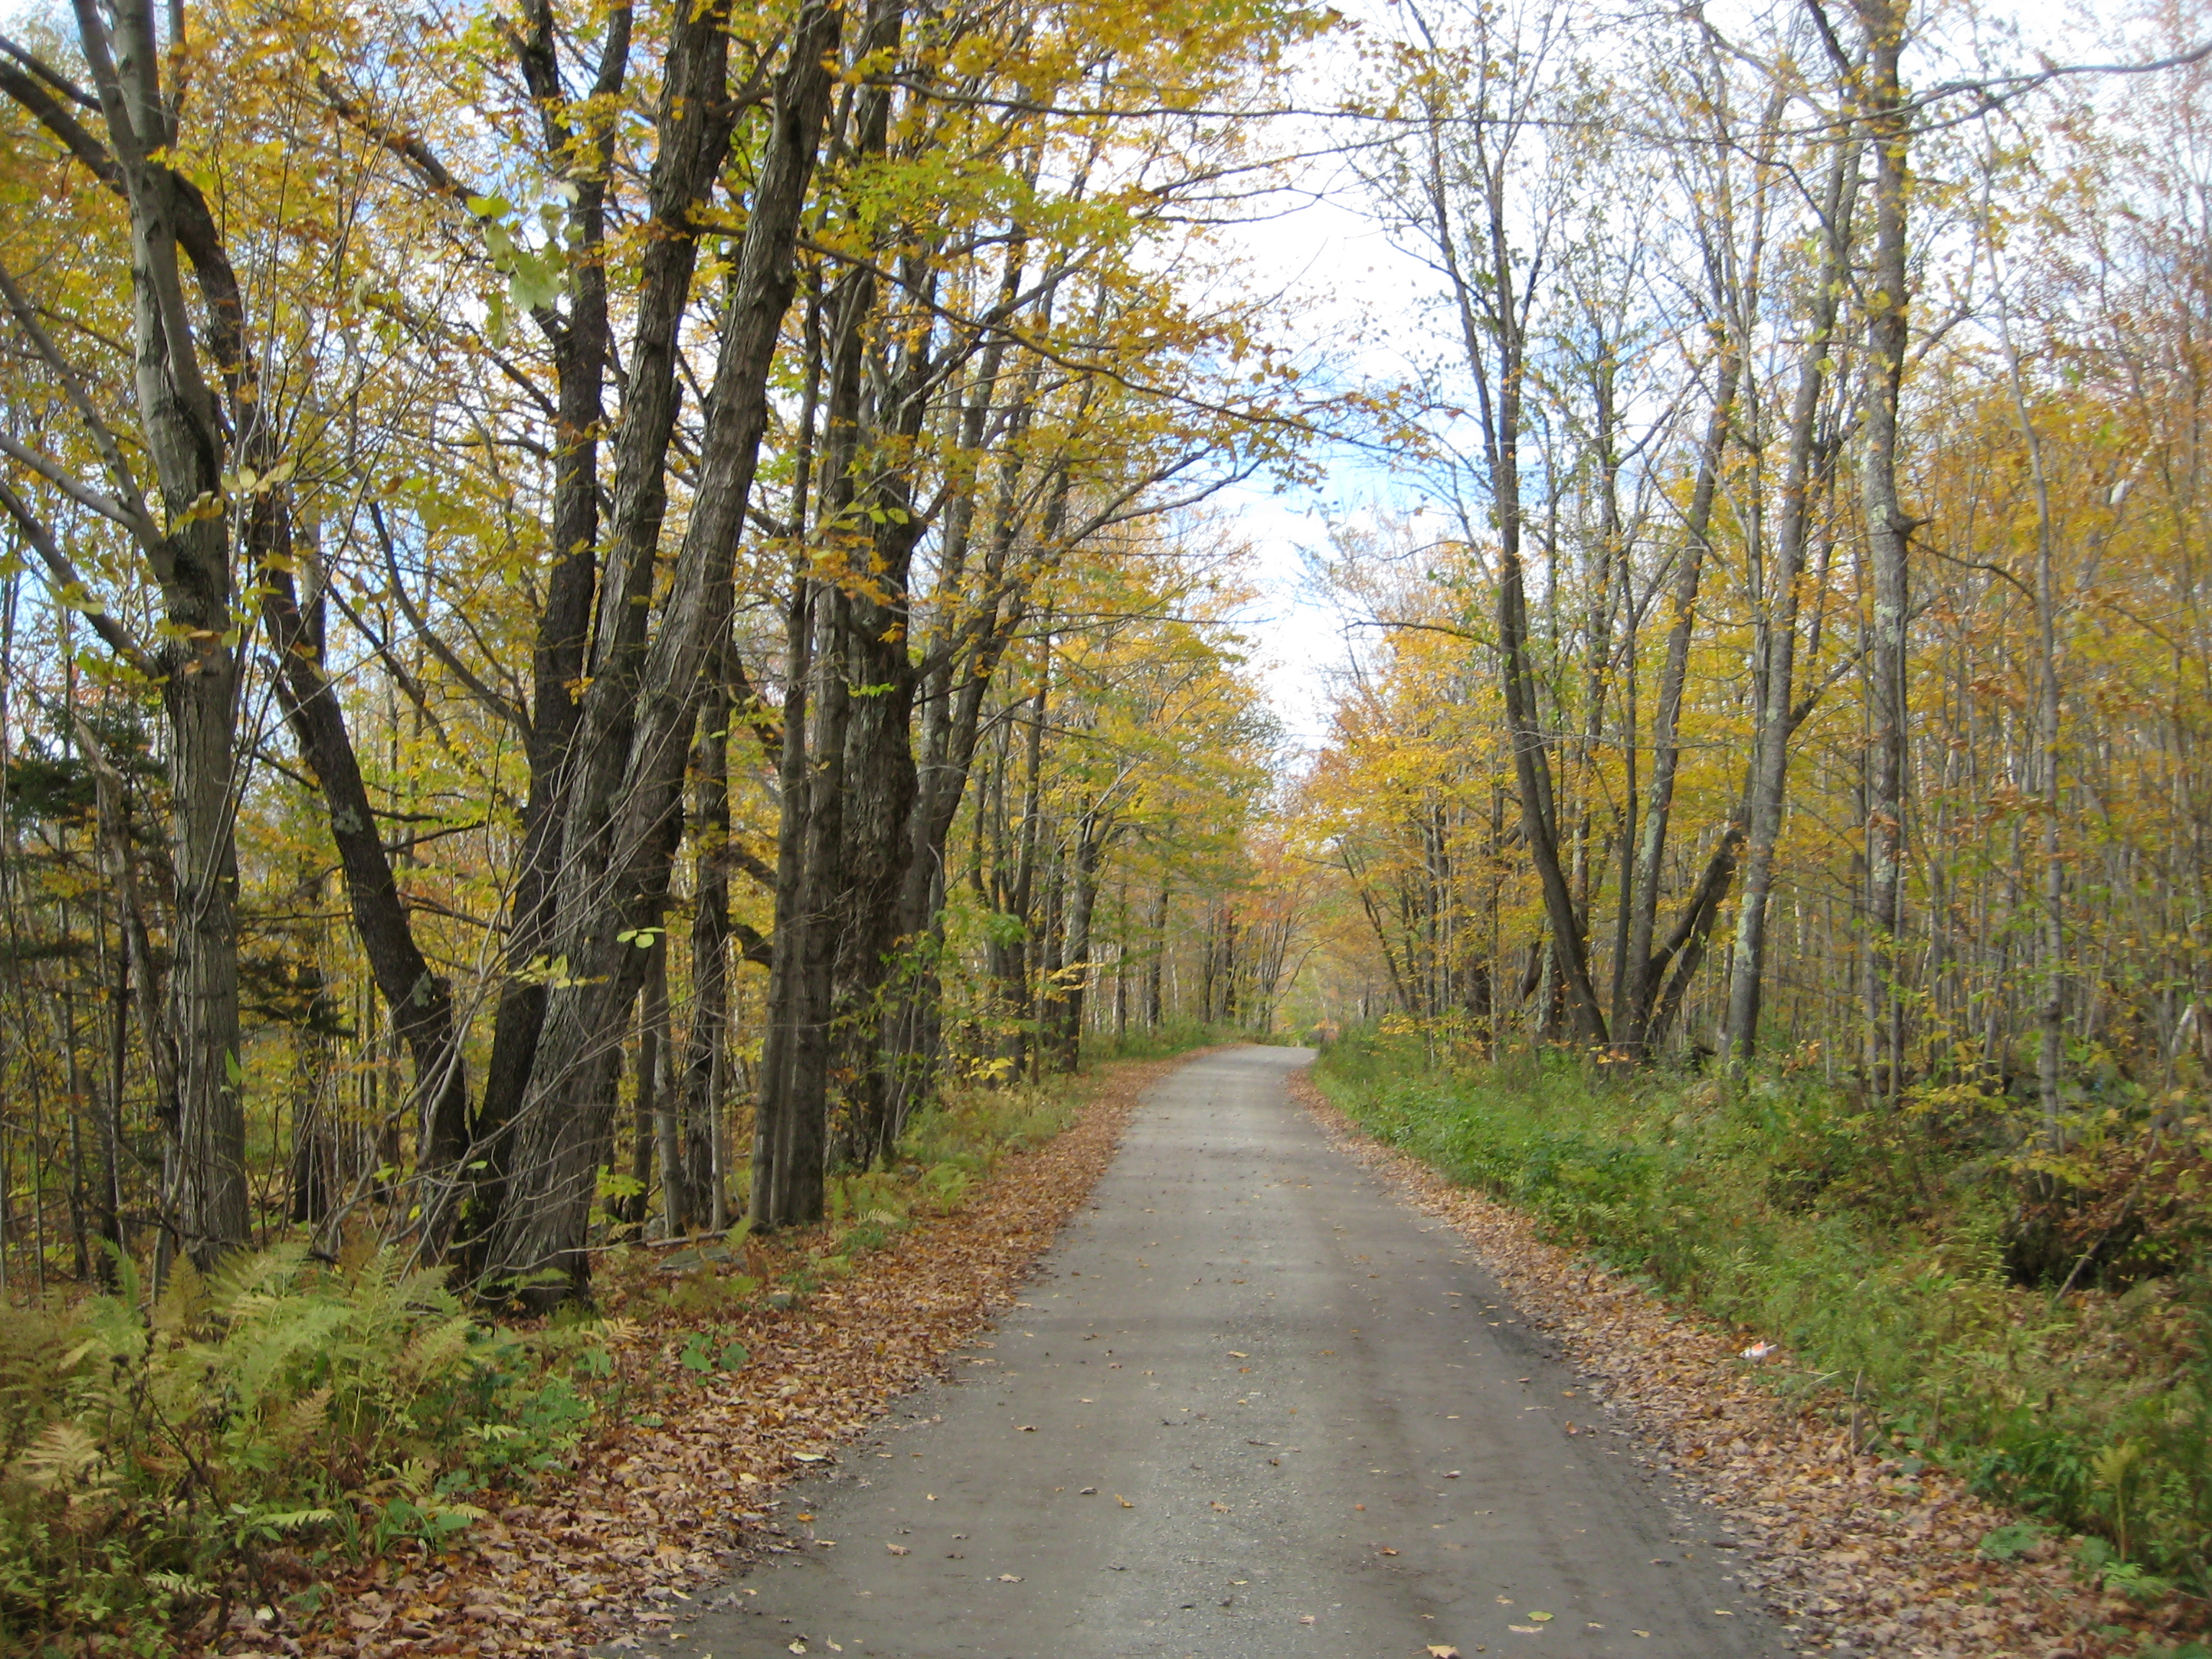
<box><xmin>0</xmin><ymin>477</ymin><xmax>158</xmax><ymax>675</ymax></box>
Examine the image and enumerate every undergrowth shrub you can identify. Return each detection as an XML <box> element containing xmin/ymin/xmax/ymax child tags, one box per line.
<box><xmin>0</xmin><ymin>1246</ymin><xmax>598</xmax><ymax>1654</ymax></box>
<box><xmin>1316</xmin><ymin>1028</ymin><xmax>2212</xmax><ymax>1600</ymax></box>
<box><xmin>899</xmin><ymin>1076</ymin><xmax>1084</xmax><ymax>1173</ymax></box>
<box><xmin>1085</xmin><ymin>1020</ymin><xmax>1276</xmax><ymax>1062</ymax></box>
<box><xmin>2</xmin><ymin>1048</ymin><xmax>1145</xmax><ymax>1653</ymax></box>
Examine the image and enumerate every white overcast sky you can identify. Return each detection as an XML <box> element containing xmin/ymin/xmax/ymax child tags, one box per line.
<box><xmin>1210</xmin><ymin>0</ymin><xmax>2159</xmax><ymax>757</ymax></box>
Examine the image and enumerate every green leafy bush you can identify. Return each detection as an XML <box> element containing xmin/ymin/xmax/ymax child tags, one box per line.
<box><xmin>0</xmin><ymin>1246</ymin><xmax>596</xmax><ymax>1652</ymax></box>
<box><xmin>1087</xmin><ymin>1020</ymin><xmax>1276</xmax><ymax>1062</ymax></box>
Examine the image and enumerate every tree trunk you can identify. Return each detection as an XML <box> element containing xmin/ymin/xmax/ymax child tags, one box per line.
<box><xmin>751</xmin><ymin>287</ymin><xmax>824</xmax><ymax>1230</ymax></box>
<box><xmin>1620</xmin><ymin>349</ymin><xmax>1740</xmax><ymax>1056</ymax></box>
<box><xmin>670</xmin><ymin>649</ymin><xmax>734</xmax><ymax>1235</ymax></box>
<box><xmin>470</xmin><ymin>6</ymin><xmax>633</xmax><ymax>1251</ymax></box>
<box><xmin>1858</xmin><ymin>0</ymin><xmax>1915</xmax><ymax>1100</ymax></box>
<box><xmin>1148</xmin><ymin>879</ymin><xmax>1167</xmax><ymax>1028</ymax></box>
<box><xmin>1726</xmin><ymin>141</ymin><xmax>1859</xmax><ymax>1064</ymax></box>
<box><xmin>482</xmin><ymin>0</ymin><xmax>842</xmax><ymax>1300</ymax></box>
<box><xmin>259</xmin><ymin>539</ymin><xmax>472</xmax><ymax>1254</ymax></box>
<box><xmin>629</xmin><ymin>934</ymin><xmax>667</xmax><ymax>1228</ymax></box>
<box><xmin>70</xmin><ymin>0</ymin><xmax>248</xmax><ymax>1267</ymax></box>
<box><xmin>1421</xmin><ymin>99</ymin><xmax>1607</xmax><ymax>1045</ymax></box>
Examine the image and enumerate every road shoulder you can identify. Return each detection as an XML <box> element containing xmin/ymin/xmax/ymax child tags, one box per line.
<box><xmin>1293</xmin><ymin>1063</ymin><xmax>2136</xmax><ymax>1659</ymax></box>
<box><xmin>295</xmin><ymin>1053</ymin><xmax>1196</xmax><ymax>1659</ymax></box>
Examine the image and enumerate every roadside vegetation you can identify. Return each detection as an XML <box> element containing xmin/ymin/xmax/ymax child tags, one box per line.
<box><xmin>1315</xmin><ymin>1024</ymin><xmax>2212</xmax><ymax>1609</ymax></box>
<box><xmin>0</xmin><ymin>1054</ymin><xmax>1187</xmax><ymax>1654</ymax></box>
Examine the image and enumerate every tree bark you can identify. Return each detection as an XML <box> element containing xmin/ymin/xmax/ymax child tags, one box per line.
<box><xmin>482</xmin><ymin>0</ymin><xmax>843</xmax><ymax>1298</ymax></box>
<box><xmin>471</xmin><ymin>4</ymin><xmax>633</xmax><ymax>1252</ymax></box>
<box><xmin>1419</xmin><ymin>89</ymin><xmax>1608</xmax><ymax>1046</ymax></box>
<box><xmin>1619</xmin><ymin>350</ymin><xmax>1740</xmax><ymax>1056</ymax></box>
<box><xmin>1856</xmin><ymin>0</ymin><xmax>1915</xmax><ymax>1099</ymax></box>
<box><xmin>58</xmin><ymin>0</ymin><xmax>248</xmax><ymax>1267</ymax></box>
<box><xmin>1726</xmin><ymin>139</ymin><xmax>1860</xmax><ymax>1063</ymax></box>
<box><xmin>672</xmin><ymin>644</ymin><xmax>734</xmax><ymax>1233</ymax></box>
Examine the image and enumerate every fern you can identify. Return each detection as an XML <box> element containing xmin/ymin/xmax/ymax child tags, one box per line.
<box><xmin>258</xmin><ymin>1507</ymin><xmax>338</xmax><ymax>1531</ymax></box>
<box><xmin>0</xmin><ymin>1244</ymin><xmax>598</xmax><ymax>1653</ymax></box>
<box><xmin>12</xmin><ymin>1422</ymin><xmax>103</xmax><ymax>1491</ymax></box>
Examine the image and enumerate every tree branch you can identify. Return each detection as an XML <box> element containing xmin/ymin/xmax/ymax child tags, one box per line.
<box><xmin>0</xmin><ymin>477</ymin><xmax>158</xmax><ymax>675</ymax></box>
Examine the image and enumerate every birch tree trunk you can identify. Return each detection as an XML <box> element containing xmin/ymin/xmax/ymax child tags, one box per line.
<box><xmin>1857</xmin><ymin>0</ymin><xmax>1915</xmax><ymax>1100</ymax></box>
<box><xmin>1726</xmin><ymin>139</ymin><xmax>1860</xmax><ymax>1063</ymax></box>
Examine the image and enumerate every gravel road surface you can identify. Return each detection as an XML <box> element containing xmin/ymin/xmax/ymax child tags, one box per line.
<box><xmin>655</xmin><ymin>1045</ymin><xmax>1788</xmax><ymax>1659</ymax></box>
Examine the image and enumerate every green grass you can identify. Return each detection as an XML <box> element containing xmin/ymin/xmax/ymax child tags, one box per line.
<box><xmin>1314</xmin><ymin>1028</ymin><xmax>2212</xmax><ymax>1604</ymax></box>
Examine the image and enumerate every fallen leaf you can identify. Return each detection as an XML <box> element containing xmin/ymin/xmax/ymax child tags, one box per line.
<box><xmin>1294</xmin><ymin>1071</ymin><xmax>2188</xmax><ymax>1659</ymax></box>
<box><xmin>349</xmin><ymin>1067</ymin><xmax>1179</xmax><ymax>1659</ymax></box>
<box><xmin>1117</xmin><ymin>1494</ymin><xmax>1134</xmax><ymax>1508</ymax></box>
<box><xmin>1528</xmin><ymin>1611</ymin><xmax>1553</xmax><ymax>1622</ymax></box>
<box><xmin>997</xmin><ymin>1573</ymin><xmax>1022</xmax><ymax>1582</ymax></box>
<box><xmin>1229</xmin><ymin>1351</ymin><xmax>1249</xmax><ymax>1358</ymax></box>
<box><xmin>885</xmin><ymin>1543</ymin><xmax>909</xmax><ymax>1555</ymax></box>
<box><xmin>1015</xmin><ymin>1424</ymin><xmax>1037</xmax><ymax>1432</ymax></box>
<box><xmin>1298</xmin><ymin>1614</ymin><xmax>1316</xmax><ymax>1625</ymax></box>
<box><xmin>1429</xmin><ymin>1647</ymin><xmax>1462</xmax><ymax>1658</ymax></box>
<box><xmin>1078</xmin><ymin>1486</ymin><xmax>1097</xmax><ymax>1495</ymax></box>
<box><xmin>1379</xmin><ymin>1546</ymin><xmax>1399</xmax><ymax>1556</ymax></box>
<box><xmin>1507</xmin><ymin>1625</ymin><xmax>1544</xmax><ymax>1635</ymax></box>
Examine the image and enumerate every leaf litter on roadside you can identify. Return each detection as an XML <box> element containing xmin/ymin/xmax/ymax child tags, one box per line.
<box><xmin>270</xmin><ymin>1054</ymin><xmax>1184</xmax><ymax>1659</ymax></box>
<box><xmin>1294</xmin><ymin>1066</ymin><xmax>2198</xmax><ymax>1659</ymax></box>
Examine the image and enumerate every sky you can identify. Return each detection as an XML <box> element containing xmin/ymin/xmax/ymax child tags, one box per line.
<box><xmin>1205</xmin><ymin>98</ymin><xmax>1430</xmax><ymax>758</ymax></box>
<box><xmin>1207</xmin><ymin>0</ymin><xmax>2165</xmax><ymax>763</ymax></box>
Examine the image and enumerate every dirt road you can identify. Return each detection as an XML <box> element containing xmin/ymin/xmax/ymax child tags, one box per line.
<box><xmin>655</xmin><ymin>1046</ymin><xmax>1787</xmax><ymax>1658</ymax></box>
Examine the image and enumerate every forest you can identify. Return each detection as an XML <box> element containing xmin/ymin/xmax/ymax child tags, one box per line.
<box><xmin>0</xmin><ymin>0</ymin><xmax>1316</xmax><ymax>1308</ymax></box>
<box><xmin>3</xmin><ymin>0</ymin><xmax>2212</xmax><ymax>1641</ymax></box>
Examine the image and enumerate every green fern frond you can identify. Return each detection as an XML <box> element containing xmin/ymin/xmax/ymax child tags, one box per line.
<box><xmin>12</xmin><ymin>1421</ymin><xmax>105</xmax><ymax>1491</ymax></box>
<box><xmin>259</xmin><ymin>1507</ymin><xmax>338</xmax><ymax>1530</ymax></box>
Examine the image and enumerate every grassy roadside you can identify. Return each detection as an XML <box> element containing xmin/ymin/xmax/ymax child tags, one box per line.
<box><xmin>0</xmin><ymin>1040</ymin><xmax>1210</xmax><ymax>1658</ymax></box>
<box><xmin>1313</xmin><ymin>1028</ymin><xmax>2212</xmax><ymax>1624</ymax></box>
